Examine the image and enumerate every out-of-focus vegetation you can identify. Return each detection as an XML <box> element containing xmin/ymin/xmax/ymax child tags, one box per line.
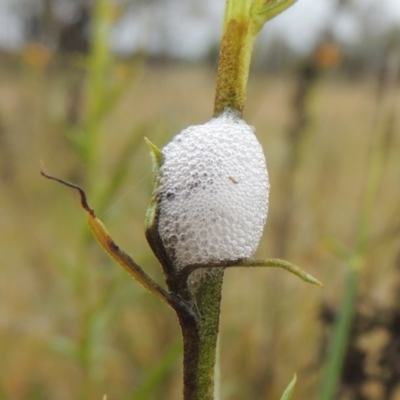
<box><xmin>1</xmin><ymin>1</ymin><xmax>400</xmax><ymax>400</ymax></box>
<box><xmin>1</xmin><ymin>55</ymin><xmax>399</xmax><ymax>399</ymax></box>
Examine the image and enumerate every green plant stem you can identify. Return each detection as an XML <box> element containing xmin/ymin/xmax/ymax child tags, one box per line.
<box><xmin>214</xmin><ymin>0</ymin><xmax>296</xmax><ymax>116</ymax></box>
<box><xmin>86</xmin><ymin>0</ymin><xmax>113</xmax><ymax>174</ymax></box>
<box><xmin>177</xmin><ymin>270</ymin><xmax>224</xmax><ymax>400</ymax></box>
<box><xmin>319</xmin><ymin>262</ymin><xmax>360</xmax><ymax>400</ymax></box>
<box><xmin>214</xmin><ymin>2</ymin><xmax>255</xmax><ymax>116</ymax></box>
<box><xmin>178</xmin><ymin>1</ymin><xmax>259</xmax><ymax>395</ymax></box>
<box><xmin>356</xmin><ymin>52</ymin><xmax>400</xmax><ymax>250</ymax></box>
<box><xmin>180</xmin><ymin>1</ymin><xmax>298</xmax><ymax>398</ymax></box>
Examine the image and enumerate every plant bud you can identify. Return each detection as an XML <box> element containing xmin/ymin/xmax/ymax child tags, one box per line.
<box><xmin>156</xmin><ymin>109</ymin><xmax>269</xmax><ymax>269</ymax></box>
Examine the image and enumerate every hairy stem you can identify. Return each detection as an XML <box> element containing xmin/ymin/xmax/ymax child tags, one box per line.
<box><xmin>178</xmin><ymin>270</ymin><xmax>224</xmax><ymax>400</ymax></box>
<box><xmin>214</xmin><ymin>15</ymin><xmax>254</xmax><ymax>116</ymax></box>
<box><xmin>213</xmin><ymin>0</ymin><xmax>297</xmax><ymax>116</ymax></box>
<box><xmin>214</xmin><ymin>0</ymin><xmax>255</xmax><ymax>117</ymax></box>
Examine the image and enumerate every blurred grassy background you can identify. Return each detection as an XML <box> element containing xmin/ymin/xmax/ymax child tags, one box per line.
<box><xmin>1</xmin><ymin>16</ymin><xmax>400</xmax><ymax>400</ymax></box>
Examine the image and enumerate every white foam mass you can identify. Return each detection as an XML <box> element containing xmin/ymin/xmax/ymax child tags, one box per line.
<box><xmin>157</xmin><ymin>109</ymin><xmax>269</xmax><ymax>269</ymax></box>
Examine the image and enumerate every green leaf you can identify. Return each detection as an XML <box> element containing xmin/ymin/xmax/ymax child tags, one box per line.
<box><xmin>319</xmin><ymin>268</ymin><xmax>359</xmax><ymax>400</ymax></box>
<box><xmin>144</xmin><ymin>136</ymin><xmax>163</xmax><ymax>171</ymax></box>
<box><xmin>280</xmin><ymin>374</ymin><xmax>297</xmax><ymax>400</ymax></box>
<box><xmin>237</xmin><ymin>259</ymin><xmax>323</xmax><ymax>288</ymax></box>
<box><xmin>251</xmin><ymin>0</ymin><xmax>297</xmax><ymax>32</ymax></box>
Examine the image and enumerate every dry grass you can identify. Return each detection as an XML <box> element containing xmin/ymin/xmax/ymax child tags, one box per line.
<box><xmin>0</xmin><ymin>58</ymin><xmax>399</xmax><ymax>399</ymax></box>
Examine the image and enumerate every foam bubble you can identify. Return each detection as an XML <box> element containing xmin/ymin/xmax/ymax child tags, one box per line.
<box><xmin>157</xmin><ymin>109</ymin><xmax>269</xmax><ymax>269</ymax></box>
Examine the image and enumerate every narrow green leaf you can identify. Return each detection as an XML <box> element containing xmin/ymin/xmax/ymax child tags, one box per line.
<box><xmin>319</xmin><ymin>268</ymin><xmax>359</xmax><ymax>400</ymax></box>
<box><xmin>40</xmin><ymin>168</ymin><xmax>173</xmax><ymax>306</ymax></box>
<box><xmin>144</xmin><ymin>137</ymin><xmax>163</xmax><ymax>170</ymax></box>
<box><xmin>280</xmin><ymin>374</ymin><xmax>297</xmax><ymax>400</ymax></box>
<box><xmin>238</xmin><ymin>259</ymin><xmax>323</xmax><ymax>288</ymax></box>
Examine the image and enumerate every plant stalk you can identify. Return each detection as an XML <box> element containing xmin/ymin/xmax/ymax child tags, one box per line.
<box><xmin>181</xmin><ymin>2</ymin><xmax>257</xmax><ymax>397</ymax></box>
<box><xmin>177</xmin><ymin>270</ymin><xmax>224</xmax><ymax>400</ymax></box>
<box><xmin>319</xmin><ymin>263</ymin><xmax>359</xmax><ymax>400</ymax></box>
<box><xmin>180</xmin><ymin>1</ymin><xmax>298</xmax><ymax>398</ymax></box>
<box><xmin>214</xmin><ymin>0</ymin><xmax>258</xmax><ymax>117</ymax></box>
<box><xmin>213</xmin><ymin>13</ymin><xmax>255</xmax><ymax>116</ymax></box>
